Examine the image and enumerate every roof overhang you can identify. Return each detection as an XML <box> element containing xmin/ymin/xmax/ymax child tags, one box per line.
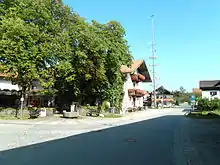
<box><xmin>200</xmin><ymin>80</ymin><xmax>220</xmax><ymax>90</ymax></box>
<box><xmin>154</xmin><ymin>86</ymin><xmax>172</xmax><ymax>95</ymax></box>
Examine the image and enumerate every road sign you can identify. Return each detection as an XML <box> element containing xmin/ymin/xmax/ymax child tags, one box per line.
<box><xmin>190</xmin><ymin>95</ymin><xmax>196</xmax><ymax>101</ymax></box>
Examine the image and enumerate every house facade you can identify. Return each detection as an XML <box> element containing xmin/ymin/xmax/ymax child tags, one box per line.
<box><xmin>121</xmin><ymin>60</ymin><xmax>152</xmax><ymax>114</ymax></box>
<box><xmin>0</xmin><ymin>73</ymin><xmax>54</xmax><ymax>108</ymax></box>
<box><xmin>200</xmin><ymin>80</ymin><xmax>220</xmax><ymax>100</ymax></box>
<box><xmin>0</xmin><ymin>74</ymin><xmax>20</xmax><ymax>107</ymax></box>
<box><xmin>152</xmin><ymin>86</ymin><xmax>174</xmax><ymax>107</ymax></box>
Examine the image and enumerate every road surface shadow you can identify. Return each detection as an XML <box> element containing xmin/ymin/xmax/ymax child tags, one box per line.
<box><xmin>182</xmin><ymin>108</ymin><xmax>191</xmax><ymax>112</ymax></box>
<box><xmin>185</xmin><ymin>117</ymin><xmax>220</xmax><ymax>165</ymax></box>
<box><xmin>1</xmin><ymin>115</ymin><xmax>220</xmax><ymax>165</ymax></box>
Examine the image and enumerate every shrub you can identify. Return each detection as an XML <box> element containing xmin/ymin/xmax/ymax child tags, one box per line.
<box><xmin>81</xmin><ymin>105</ymin><xmax>97</xmax><ymax>111</ymax></box>
<box><xmin>210</xmin><ymin>99</ymin><xmax>220</xmax><ymax>111</ymax></box>
<box><xmin>197</xmin><ymin>98</ymin><xmax>220</xmax><ymax>111</ymax></box>
<box><xmin>101</xmin><ymin>101</ymin><xmax>110</xmax><ymax>112</ymax></box>
<box><xmin>41</xmin><ymin>107</ymin><xmax>56</xmax><ymax>111</ymax></box>
<box><xmin>175</xmin><ymin>99</ymin><xmax>180</xmax><ymax>106</ymax></box>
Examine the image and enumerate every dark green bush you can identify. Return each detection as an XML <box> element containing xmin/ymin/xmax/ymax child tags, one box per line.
<box><xmin>81</xmin><ymin>105</ymin><xmax>97</xmax><ymax>111</ymax></box>
<box><xmin>197</xmin><ymin>98</ymin><xmax>220</xmax><ymax>111</ymax></box>
<box><xmin>175</xmin><ymin>99</ymin><xmax>180</xmax><ymax>106</ymax></box>
<box><xmin>210</xmin><ymin>99</ymin><xmax>220</xmax><ymax>111</ymax></box>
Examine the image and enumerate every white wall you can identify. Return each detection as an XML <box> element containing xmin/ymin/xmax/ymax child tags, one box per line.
<box><xmin>122</xmin><ymin>73</ymin><xmax>134</xmax><ymax>114</ymax></box>
<box><xmin>0</xmin><ymin>78</ymin><xmax>20</xmax><ymax>91</ymax></box>
<box><xmin>122</xmin><ymin>74</ymin><xmax>145</xmax><ymax>113</ymax></box>
<box><xmin>133</xmin><ymin>82</ymin><xmax>144</xmax><ymax>107</ymax></box>
<box><xmin>135</xmin><ymin>97</ymin><xmax>143</xmax><ymax>107</ymax></box>
<box><xmin>202</xmin><ymin>90</ymin><xmax>220</xmax><ymax>100</ymax></box>
<box><xmin>135</xmin><ymin>81</ymin><xmax>144</xmax><ymax>90</ymax></box>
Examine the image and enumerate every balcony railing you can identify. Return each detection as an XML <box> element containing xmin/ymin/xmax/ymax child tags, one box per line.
<box><xmin>128</xmin><ymin>89</ymin><xmax>147</xmax><ymax>97</ymax></box>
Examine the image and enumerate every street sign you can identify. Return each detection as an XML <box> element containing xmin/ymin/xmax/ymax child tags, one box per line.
<box><xmin>190</xmin><ymin>95</ymin><xmax>196</xmax><ymax>101</ymax></box>
<box><xmin>190</xmin><ymin>95</ymin><xmax>196</xmax><ymax>111</ymax></box>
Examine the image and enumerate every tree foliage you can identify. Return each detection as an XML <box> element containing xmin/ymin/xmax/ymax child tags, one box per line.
<box><xmin>173</xmin><ymin>86</ymin><xmax>202</xmax><ymax>104</ymax></box>
<box><xmin>0</xmin><ymin>0</ymin><xmax>132</xmax><ymax>110</ymax></box>
<box><xmin>197</xmin><ymin>98</ymin><xmax>220</xmax><ymax>111</ymax></box>
<box><xmin>0</xmin><ymin>0</ymin><xmax>68</xmax><ymax>99</ymax></box>
<box><xmin>179</xmin><ymin>86</ymin><xmax>186</xmax><ymax>94</ymax></box>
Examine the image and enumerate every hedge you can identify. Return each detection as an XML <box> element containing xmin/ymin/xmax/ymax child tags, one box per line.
<box><xmin>197</xmin><ymin>98</ymin><xmax>220</xmax><ymax>111</ymax></box>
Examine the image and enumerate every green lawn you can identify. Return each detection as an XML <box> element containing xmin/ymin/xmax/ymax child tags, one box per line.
<box><xmin>186</xmin><ymin>110</ymin><xmax>220</xmax><ymax>119</ymax></box>
<box><xmin>102</xmin><ymin>115</ymin><xmax>122</xmax><ymax>118</ymax></box>
<box><xmin>0</xmin><ymin>116</ymin><xmax>30</xmax><ymax>120</ymax></box>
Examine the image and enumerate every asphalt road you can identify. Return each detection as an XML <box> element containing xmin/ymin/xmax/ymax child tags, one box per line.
<box><xmin>0</xmin><ymin>107</ymin><xmax>220</xmax><ymax>165</ymax></box>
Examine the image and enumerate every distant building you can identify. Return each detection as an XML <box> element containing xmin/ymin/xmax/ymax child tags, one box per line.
<box><xmin>199</xmin><ymin>80</ymin><xmax>220</xmax><ymax>99</ymax></box>
<box><xmin>152</xmin><ymin>86</ymin><xmax>174</xmax><ymax>107</ymax></box>
<box><xmin>192</xmin><ymin>88</ymin><xmax>202</xmax><ymax>94</ymax></box>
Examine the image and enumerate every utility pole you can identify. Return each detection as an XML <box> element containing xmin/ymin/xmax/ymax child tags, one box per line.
<box><xmin>149</xmin><ymin>15</ymin><xmax>157</xmax><ymax>108</ymax></box>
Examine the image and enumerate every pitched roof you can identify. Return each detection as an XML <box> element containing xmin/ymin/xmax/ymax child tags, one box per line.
<box><xmin>200</xmin><ymin>80</ymin><xmax>220</xmax><ymax>88</ymax></box>
<box><xmin>0</xmin><ymin>65</ymin><xmax>8</xmax><ymax>78</ymax></box>
<box><xmin>155</xmin><ymin>86</ymin><xmax>172</xmax><ymax>95</ymax></box>
<box><xmin>0</xmin><ymin>65</ymin><xmax>18</xmax><ymax>78</ymax></box>
<box><xmin>0</xmin><ymin>73</ymin><xmax>8</xmax><ymax>78</ymax></box>
<box><xmin>120</xmin><ymin>60</ymin><xmax>144</xmax><ymax>73</ymax></box>
<box><xmin>0</xmin><ymin>70</ymin><xmax>18</xmax><ymax>78</ymax></box>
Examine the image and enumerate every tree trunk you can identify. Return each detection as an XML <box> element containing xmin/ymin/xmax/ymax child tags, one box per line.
<box><xmin>21</xmin><ymin>88</ymin><xmax>28</xmax><ymax>108</ymax></box>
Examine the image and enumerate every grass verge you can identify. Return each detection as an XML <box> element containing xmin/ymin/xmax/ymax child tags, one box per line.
<box><xmin>102</xmin><ymin>115</ymin><xmax>122</xmax><ymax>118</ymax></box>
<box><xmin>0</xmin><ymin>116</ymin><xmax>30</xmax><ymax>120</ymax></box>
<box><xmin>186</xmin><ymin>110</ymin><xmax>220</xmax><ymax>119</ymax></box>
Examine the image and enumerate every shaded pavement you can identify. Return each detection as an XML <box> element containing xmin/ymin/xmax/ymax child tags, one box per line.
<box><xmin>0</xmin><ymin>109</ymin><xmax>220</xmax><ymax>165</ymax></box>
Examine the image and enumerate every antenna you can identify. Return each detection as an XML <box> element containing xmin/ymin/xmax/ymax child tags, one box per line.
<box><xmin>149</xmin><ymin>15</ymin><xmax>158</xmax><ymax>108</ymax></box>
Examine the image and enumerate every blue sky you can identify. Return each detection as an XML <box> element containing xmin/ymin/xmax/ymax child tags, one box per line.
<box><xmin>63</xmin><ymin>0</ymin><xmax>220</xmax><ymax>92</ymax></box>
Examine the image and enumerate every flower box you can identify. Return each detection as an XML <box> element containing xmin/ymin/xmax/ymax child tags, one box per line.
<box><xmin>138</xmin><ymin>74</ymin><xmax>145</xmax><ymax>81</ymax></box>
<box><xmin>131</xmin><ymin>74</ymin><xmax>145</xmax><ymax>82</ymax></box>
<box><xmin>131</xmin><ymin>74</ymin><xmax>139</xmax><ymax>82</ymax></box>
<box><xmin>128</xmin><ymin>89</ymin><xmax>135</xmax><ymax>96</ymax></box>
<box><xmin>135</xmin><ymin>89</ymin><xmax>146</xmax><ymax>97</ymax></box>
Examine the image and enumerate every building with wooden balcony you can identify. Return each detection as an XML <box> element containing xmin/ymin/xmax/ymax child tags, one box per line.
<box><xmin>120</xmin><ymin>60</ymin><xmax>152</xmax><ymax>113</ymax></box>
<box><xmin>151</xmin><ymin>86</ymin><xmax>174</xmax><ymax>107</ymax></box>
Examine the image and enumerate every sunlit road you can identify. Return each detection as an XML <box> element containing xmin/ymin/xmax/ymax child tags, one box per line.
<box><xmin>2</xmin><ymin>106</ymin><xmax>219</xmax><ymax>165</ymax></box>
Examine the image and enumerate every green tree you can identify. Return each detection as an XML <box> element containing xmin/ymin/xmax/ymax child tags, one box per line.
<box><xmin>0</xmin><ymin>0</ymin><xmax>133</xmax><ymax>112</ymax></box>
<box><xmin>96</xmin><ymin>21</ymin><xmax>132</xmax><ymax>109</ymax></box>
<box><xmin>179</xmin><ymin>86</ymin><xmax>186</xmax><ymax>94</ymax></box>
<box><xmin>0</xmin><ymin>15</ymin><xmax>41</xmax><ymax>102</ymax></box>
<box><xmin>0</xmin><ymin>0</ymin><xmax>70</xmax><ymax>105</ymax></box>
<box><xmin>55</xmin><ymin>20</ymin><xmax>132</xmax><ymax>110</ymax></box>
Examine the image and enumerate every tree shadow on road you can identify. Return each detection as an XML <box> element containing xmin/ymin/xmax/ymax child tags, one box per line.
<box><xmin>1</xmin><ymin>115</ymin><xmax>220</xmax><ymax>165</ymax></box>
<box><xmin>182</xmin><ymin>108</ymin><xmax>191</xmax><ymax>112</ymax></box>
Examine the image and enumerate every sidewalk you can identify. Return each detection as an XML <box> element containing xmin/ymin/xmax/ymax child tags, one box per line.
<box><xmin>0</xmin><ymin>108</ymin><xmax>178</xmax><ymax>126</ymax></box>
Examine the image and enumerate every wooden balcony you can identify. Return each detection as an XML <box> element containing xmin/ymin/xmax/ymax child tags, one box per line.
<box><xmin>128</xmin><ymin>89</ymin><xmax>147</xmax><ymax>97</ymax></box>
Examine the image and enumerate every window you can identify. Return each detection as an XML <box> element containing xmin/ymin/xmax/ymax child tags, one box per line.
<box><xmin>133</xmin><ymin>82</ymin><xmax>135</xmax><ymax>87</ymax></box>
<box><xmin>210</xmin><ymin>91</ymin><xmax>217</xmax><ymax>96</ymax></box>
